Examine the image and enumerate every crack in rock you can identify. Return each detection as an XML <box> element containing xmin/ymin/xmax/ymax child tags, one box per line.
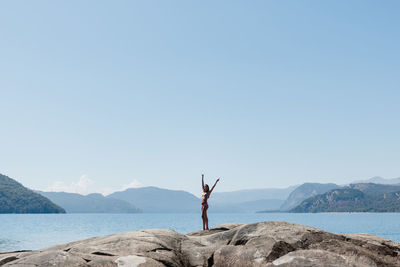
<box><xmin>0</xmin><ymin>256</ymin><xmax>18</xmax><ymax>265</ymax></box>
<box><xmin>91</xmin><ymin>251</ymin><xmax>116</xmax><ymax>256</ymax></box>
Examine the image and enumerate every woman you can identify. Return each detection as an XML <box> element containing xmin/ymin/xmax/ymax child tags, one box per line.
<box><xmin>201</xmin><ymin>173</ymin><xmax>220</xmax><ymax>230</ymax></box>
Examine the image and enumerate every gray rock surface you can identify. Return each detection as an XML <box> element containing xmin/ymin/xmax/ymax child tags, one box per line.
<box><xmin>1</xmin><ymin>221</ymin><xmax>399</xmax><ymax>266</ymax></box>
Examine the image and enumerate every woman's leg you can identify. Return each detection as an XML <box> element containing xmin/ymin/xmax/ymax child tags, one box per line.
<box><xmin>205</xmin><ymin>206</ymin><xmax>209</xmax><ymax>230</ymax></box>
<box><xmin>201</xmin><ymin>206</ymin><xmax>206</xmax><ymax>230</ymax></box>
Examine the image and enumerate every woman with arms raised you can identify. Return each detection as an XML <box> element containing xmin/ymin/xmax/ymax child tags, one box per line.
<box><xmin>201</xmin><ymin>174</ymin><xmax>220</xmax><ymax>230</ymax></box>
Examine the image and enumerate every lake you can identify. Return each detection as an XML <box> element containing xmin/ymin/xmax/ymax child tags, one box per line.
<box><xmin>1</xmin><ymin>213</ymin><xmax>400</xmax><ymax>252</ymax></box>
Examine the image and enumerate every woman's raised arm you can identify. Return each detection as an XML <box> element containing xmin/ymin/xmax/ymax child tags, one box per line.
<box><xmin>209</xmin><ymin>178</ymin><xmax>220</xmax><ymax>194</ymax></box>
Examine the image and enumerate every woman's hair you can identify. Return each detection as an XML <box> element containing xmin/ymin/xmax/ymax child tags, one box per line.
<box><xmin>204</xmin><ymin>184</ymin><xmax>209</xmax><ymax>192</ymax></box>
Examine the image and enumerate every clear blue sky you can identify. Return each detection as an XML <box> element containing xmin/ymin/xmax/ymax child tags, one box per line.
<box><xmin>1</xmin><ymin>1</ymin><xmax>399</xmax><ymax>195</ymax></box>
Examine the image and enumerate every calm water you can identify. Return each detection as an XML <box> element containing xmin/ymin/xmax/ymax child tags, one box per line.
<box><xmin>1</xmin><ymin>213</ymin><xmax>400</xmax><ymax>252</ymax></box>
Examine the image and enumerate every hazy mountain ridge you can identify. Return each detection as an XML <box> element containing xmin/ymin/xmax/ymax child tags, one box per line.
<box><xmin>0</xmin><ymin>174</ymin><xmax>65</xmax><ymax>214</ymax></box>
<box><xmin>37</xmin><ymin>191</ymin><xmax>141</xmax><ymax>213</ymax></box>
<box><xmin>211</xmin><ymin>199</ymin><xmax>285</xmax><ymax>213</ymax></box>
<box><xmin>211</xmin><ymin>186</ymin><xmax>297</xmax><ymax>204</ymax></box>
<box><xmin>109</xmin><ymin>187</ymin><xmax>291</xmax><ymax>213</ymax></box>
<box><xmin>291</xmin><ymin>183</ymin><xmax>400</xmax><ymax>212</ymax></box>
<box><xmin>209</xmin><ymin>186</ymin><xmax>295</xmax><ymax>213</ymax></box>
<box><xmin>351</xmin><ymin>176</ymin><xmax>400</xmax><ymax>185</ymax></box>
<box><xmin>109</xmin><ymin>186</ymin><xmax>200</xmax><ymax>213</ymax></box>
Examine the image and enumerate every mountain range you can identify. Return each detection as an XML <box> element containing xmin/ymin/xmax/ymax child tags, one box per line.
<box><xmin>38</xmin><ymin>186</ymin><xmax>291</xmax><ymax>213</ymax></box>
<box><xmin>3</xmin><ymin>172</ymin><xmax>400</xmax><ymax>214</ymax></box>
<box><xmin>37</xmin><ymin>191</ymin><xmax>141</xmax><ymax>213</ymax></box>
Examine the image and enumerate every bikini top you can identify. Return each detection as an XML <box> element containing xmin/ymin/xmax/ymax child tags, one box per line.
<box><xmin>202</xmin><ymin>192</ymin><xmax>209</xmax><ymax>199</ymax></box>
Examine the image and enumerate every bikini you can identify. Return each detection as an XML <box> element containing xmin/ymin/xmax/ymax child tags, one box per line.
<box><xmin>202</xmin><ymin>192</ymin><xmax>209</xmax><ymax>208</ymax></box>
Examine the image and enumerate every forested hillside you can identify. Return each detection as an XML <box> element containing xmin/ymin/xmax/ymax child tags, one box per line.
<box><xmin>0</xmin><ymin>174</ymin><xmax>65</xmax><ymax>213</ymax></box>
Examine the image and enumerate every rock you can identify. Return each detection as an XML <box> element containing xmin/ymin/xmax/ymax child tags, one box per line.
<box><xmin>1</xmin><ymin>221</ymin><xmax>399</xmax><ymax>267</ymax></box>
<box><xmin>266</xmin><ymin>249</ymin><xmax>377</xmax><ymax>267</ymax></box>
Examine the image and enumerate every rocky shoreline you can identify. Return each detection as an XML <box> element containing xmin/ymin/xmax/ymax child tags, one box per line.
<box><xmin>1</xmin><ymin>221</ymin><xmax>400</xmax><ymax>266</ymax></box>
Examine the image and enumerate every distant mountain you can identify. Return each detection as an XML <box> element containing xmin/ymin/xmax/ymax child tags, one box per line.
<box><xmin>291</xmin><ymin>183</ymin><xmax>400</xmax><ymax>213</ymax></box>
<box><xmin>351</xmin><ymin>176</ymin><xmax>400</xmax><ymax>185</ymax></box>
<box><xmin>0</xmin><ymin>174</ymin><xmax>65</xmax><ymax>214</ymax></box>
<box><xmin>37</xmin><ymin>191</ymin><xmax>141</xmax><ymax>213</ymax></box>
<box><xmin>280</xmin><ymin>183</ymin><xmax>341</xmax><ymax>211</ymax></box>
<box><xmin>211</xmin><ymin>186</ymin><xmax>298</xmax><ymax>205</ymax></box>
<box><xmin>211</xmin><ymin>199</ymin><xmax>284</xmax><ymax>213</ymax></box>
<box><xmin>108</xmin><ymin>186</ymin><xmax>200</xmax><ymax>213</ymax></box>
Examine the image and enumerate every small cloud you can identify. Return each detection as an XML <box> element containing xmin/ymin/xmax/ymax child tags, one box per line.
<box><xmin>45</xmin><ymin>176</ymin><xmax>143</xmax><ymax>195</ymax></box>
<box><xmin>98</xmin><ymin>187</ymin><xmax>115</xmax><ymax>196</ymax></box>
<box><xmin>46</xmin><ymin>175</ymin><xmax>94</xmax><ymax>195</ymax></box>
<box><xmin>121</xmin><ymin>179</ymin><xmax>142</xmax><ymax>191</ymax></box>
